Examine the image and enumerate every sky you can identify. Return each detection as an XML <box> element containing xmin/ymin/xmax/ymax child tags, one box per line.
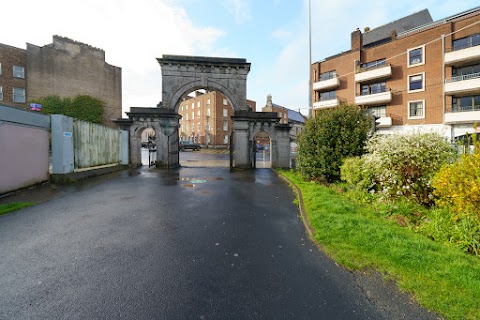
<box><xmin>2</xmin><ymin>0</ymin><xmax>479</xmax><ymax>117</ymax></box>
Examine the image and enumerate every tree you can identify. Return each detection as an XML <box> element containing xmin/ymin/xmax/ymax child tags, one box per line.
<box><xmin>296</xmin><ymin>104</ymin><xmax>371</xmax><ymax>183</ymax></box>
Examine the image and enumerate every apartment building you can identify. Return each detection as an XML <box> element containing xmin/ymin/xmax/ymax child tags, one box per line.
<box><xmin>178</xmin><ymin>90</ymin><xmax>256</xmax><ymax>148</ymax></box>
<box><xmin>0</xmin><ymin>44</ymin><xmax>27</xmax><ymax>108</ymax></box>
<box><xmin>0</xmin><ymin>36</ymin><xmax>122</xmax><ymax>127</ymax></box>
<box><xmin>311</xmin><ymin>6</ymin><xmax>480</xmax><ymax>141</ymax></box>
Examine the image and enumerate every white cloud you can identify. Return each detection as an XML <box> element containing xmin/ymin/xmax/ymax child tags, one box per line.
<box><xmin>221</xmin><ymin>0</ymin><xmax>252</xmax><ymax>24</ymax></box>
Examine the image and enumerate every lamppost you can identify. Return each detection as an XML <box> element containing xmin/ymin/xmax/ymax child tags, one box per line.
<box><xmin>308</xmin><ymin>0</ymin><xmax>313</xmax><ymax>118</ymax></box>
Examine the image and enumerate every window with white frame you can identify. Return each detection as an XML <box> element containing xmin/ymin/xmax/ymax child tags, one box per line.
<box><xmin>223</xmin><ymin>98</ymin><xmax>228</xmax><ymax>105</ymax></box>
<box><xmin>192</xmin><ymin>111</ymin><xmax>194</xmax><ymax>120</ymax></box>
<box><xmin>13</xmin><ymin>87</ymin><xmax>26</xmax><ymax>103</ymax></box>
<box><xmin>207</xmin><ymin>99</ymin><xmax>211</xmax><ymax>105</ymax></box>
<box><xmin>408</xmin><ymin>73</ymin><xmax>425</xmax><ymax>92</ymax></box>
<box><xmin>223</xmin><ymin>109</ymin><xmax>228</xmax><ymax>117</ymax></box>
<box><xmin>408</xmin><ymin>100</ymin><xmax>425</xmax><ymax>119</ymax></box>
<box><xmin>407</xmin><ymin>46</ymin><xmax>424</xmax><ymax>67</ymax></box>
<box><xmin>223</xmin><ymin>121</ymin><xmax>228</xmax><ymax>131</ymax></box>
<box><xmin>223</xmin><ymin>135</ymin><xmax>228</xmax><ymax>144</ymax></box>
<box><xmin>207</xmin><ymin>108</ymin><xmax>211</xmax><ymax>116</ymax></box>
<box><xmin>13</xmin><ymin>65</ymin><xmax>25</xmax><ymax>78</ymax></box>
<box><xmin>0</xmin><ymin>86</ymin><xmax>3</xmax><ymax>101</ymax></box>
<box><xmin>197</xmin><ymin>109</ymin><xmax>200</xmax><ymax>117</ymax></box>
<box><xmin>191</xmin><ymin>103</ymin><xmax>194</xmax><ymax>109</ymax></box>
<box><xmin>197</xmin><ymin>101</ymin><xmax>201</xmax><ymax>108</ymax></box>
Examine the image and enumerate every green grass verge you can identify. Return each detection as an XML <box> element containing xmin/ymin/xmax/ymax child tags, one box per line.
<box><xmin>279</xmin><ymin>169</ymin><xmax>480</xmax><ymax>320</ymax></box>
<box><xmin>0</xmin><ymin>202</ymin><xmax>34</xmax><ymax>215</ymax></box>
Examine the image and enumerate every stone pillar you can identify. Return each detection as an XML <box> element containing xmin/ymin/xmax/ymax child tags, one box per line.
<box><xmin>51</xmin><ymin>114</ymin><xmax>74</xmax><ymax>174</ymax></box>
<box><xmin>273</xmin><ymin>124</ymin><xmax>292</xmax><ymax>168</ymax></box>
<box><xmin>232</xmin><ymin>119</ymin><xmax>250</xmax><ymax>168</ymax></box>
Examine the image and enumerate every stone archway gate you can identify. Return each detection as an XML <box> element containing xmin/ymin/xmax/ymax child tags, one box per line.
<box><xmin>116</xmin><ymin>55</ymin><xmax>291</xmax><ymax>169</ymax></box>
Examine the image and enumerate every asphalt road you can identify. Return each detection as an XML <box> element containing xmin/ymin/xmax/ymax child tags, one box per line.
<box><xmin>0</xmin><ymin>167</ymin><xmax>438</xmax><ymax>320</ymax></box>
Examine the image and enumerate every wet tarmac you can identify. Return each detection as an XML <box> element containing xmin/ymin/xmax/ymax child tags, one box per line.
<box><xmin>0</xmin><ymin>166</ymin><xmax>438</xmax><ymax>320</ymax></box>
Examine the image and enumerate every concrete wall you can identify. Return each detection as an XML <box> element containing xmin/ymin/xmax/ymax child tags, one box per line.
<box><xmin>26</xmin><ymin>36</ymin><xmax>122</xmax><ymax>127</ymax></box>
<box><xmin>0</xmin><ymin>105</ymin><xmax>50</xmax><ymax>194</ymax></box>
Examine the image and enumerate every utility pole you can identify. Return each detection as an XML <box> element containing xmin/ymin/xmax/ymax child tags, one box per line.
<box><xmin>308</xmin><ymin>0</ymin><xmax>313</xmax><ymax>118</ymax></box>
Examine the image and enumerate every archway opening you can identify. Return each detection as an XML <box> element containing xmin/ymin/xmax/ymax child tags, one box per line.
<box><xmin>253</xmin><ymin>131</ymin><xmax>272</xmax><ymax>169</ymax></box>
<box><xmin>176</xmin><ymin>88</ymin><xmax>254</xmax><ymax>168</ymax></box>
<box><xmin>137</xmin><ymin>127</ymin><xmax>158</xmax><ymax>166</ymax></box>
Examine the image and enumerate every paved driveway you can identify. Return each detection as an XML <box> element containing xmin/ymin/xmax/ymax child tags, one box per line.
<box><xmin>0</xmin><ymin>167</ymin><xmax>437</xmax><ymax>319</ymax></box>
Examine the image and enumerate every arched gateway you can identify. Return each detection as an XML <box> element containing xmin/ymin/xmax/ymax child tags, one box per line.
<box><xmin>115</xmin><ymin>55</ymin><xmax>291</xmax><ymax>169</ymax></box>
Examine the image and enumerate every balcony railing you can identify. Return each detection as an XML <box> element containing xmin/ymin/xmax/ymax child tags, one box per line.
<box><xmin>355</xmin><ymin>64</ymin><xmax>392</xmax><ymax>83</ymax></box>
<box><xmin>355</xmin><ymin>89</ymin><xmax>392</xmax><ymax>106</ymax></box>
<box><xmin>446</xmin><ymin>41</ymin><xmax>480</xmax><ymax>53</ymax></box>
<box><xmin>313</xmin><ymin>76</ymin><xmax>340</xmax><ymax>91</ymax></box>
<box><xmin>445</xmin><ymin>72</ymin><xmax>480</xmax><ymax>83</ymax></box>
<box><xmin>451</xmin><ymin>104</ymin><xmax>480</xmax><ymax>112</ymax></box>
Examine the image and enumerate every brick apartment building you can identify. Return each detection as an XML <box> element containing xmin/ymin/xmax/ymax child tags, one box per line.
<box><xmin>178</xmin><ymin>90</ymin><xmax>256</xmax><ymax>148</ymax></box>
<box><xmin>0</xmin><ymin>36</ymin><xmax>122</xmax><ymax>127</ymax></box>
<box><xmin>311</xmin><ymin>6</ymin><xmax>480</xmax><ymax>141</ymax></box>
<box><xmin>0</xmin><ymin>44</ymin><xmax>27</xmax><ymax>108</ymax></box>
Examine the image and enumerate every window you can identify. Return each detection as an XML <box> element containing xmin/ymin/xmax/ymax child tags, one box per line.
<box><xmin>197</xmin><ymin>101</ymin><xmax>201</xmax><ymax>108</ymax></box>
<box><xmin>181</xmin><ymin>106</ymin><xmax>183</xmax><ymax>112</ymax></box>
<box><xmin>452</xmin><ymin>95</ymin><xmax>480</xmax><ymax>112</ymax></box>
<box><xmin>224</xmin><ymin>135</ymin><xmax>229</xmax><ymax>144</ymax></box>
<box><xmin>186</xmin><ymin>104</ymin><xmax>188</xmax><ymax>111</ymax></box>
<box><xmin>191</xmin><ymin>103</ymin><xmax>194</xmax><ymax>109</ymax></box>
<box><xmin>365</xmin><ymin>106</ymin><xmax>386</xmax><ymax>117</ymax></box>
<box><xmin>408</xmin><ymin>100</ymin><xmax>425</xmax><ymax>119</ymax></box>
<box><xmin>197</xmin><ymin>109</ymin><xmax>200</xmax><ymax>116</ymax></box>
<box><xmin>223</xmin><ymin>109</ymin><xmax>228</xmax><ymax>117</ymax></box>
<box><xmin>278</xmin><ymin>112</ymin><xmax>283</xmax><ymax>118</ymax></box>
<box><xmin>207</xmin><ymin>108</ymin><xmax>211</xmax><ymax>116</ymax></box>
<box><xmin>361</xmin><ymin>82</ymin><xmax>386</xmax><ymax>95</ymax></box>
<box><xmin>0</xmin><ymin>86</ymin><xmax>3</xmax><ymax>101</ymax></box>
<box><xmin>319</xmin><ymin>70</ymin><xmax>336</xmax><ymax>81</ymax></box>
<box><xmin>319</xmin><ymin>90</ymin><xmax>336</xmax><ymax>101</ymax></box>
<box><xmin>360</xmin><ymin>59</ymin><xmax>386</xmax><ymax>70</ymax></box>
<box><xmin>198</xmin><ymin>123</ymin><xmax>201</xmax><ymax>131</ymax></box>
<box><xmin>207</xmin><ymin>99</ymin><xmax>211</xmax><ymax>105</ymax></box>
<box><xmin>408</xmin><ymin>46</ymin><xmax>424</xmax><ymax>67</ymax></box>
<box><xmin>13</xmin><ymin>87</ymin><xmax>26</xmax><ymax>103</ymax></box>
<box><xmin>186</xmin><ymin>113</ymin><xmax>189</xmax><ymax>121</ymax></box>
<box><xmin>453</xmin><ymin>33</ymin><xmax>480</xmax><ymax>51</ymax></box>
<box><xmin>408</xmin><ymin>73</ymin><xmax>424</xmax><ymax>92</ymax></box>
<box><xmin>0</xmin><ymin>63</ymin><xmax>2</xmax><ymax>75</ymax></box>
<box><xmin>192</xmin><ymin>111</ymin><xmax>194</xmax><ymax>120</ymax></box>
<box><xmin>192</xmin><ymin>123</ymin><xmax>195</xmax><ymax>132</ymax></box>
<box><xmin>13</xmin><ymin>65</ymin><xmax>25</xmax><ymax>78</ymax></box>
<box><xmin>223</xmin><ymin>121</ymin><xmax>228</xmax><ymax>131</ymax></box>
<box><xmin>223</xmin><ymin>98</ymin><xmax>228</xmax><ymax>105</ymax></box>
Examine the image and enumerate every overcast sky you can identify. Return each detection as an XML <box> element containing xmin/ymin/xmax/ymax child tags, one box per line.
<box><xmin>2</xmin><ymin>0</ymin><xmax>479</xmax><ymax>116</ymax></box>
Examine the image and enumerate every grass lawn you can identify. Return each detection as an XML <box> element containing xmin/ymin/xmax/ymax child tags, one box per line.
<box><xmin>279</xmin><ymin>170</ymin><xmax>480</xmax><ymax>320</ymax></box>
<box><xmin>0</xmin><ymin>202</ymin><xmax>34</xmax><ymax>216</ymax></box>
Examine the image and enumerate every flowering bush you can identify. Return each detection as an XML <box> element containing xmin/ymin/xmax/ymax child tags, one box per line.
<box><xmin>366</xmin><ymin>132</ymin><xmax>455</xmax><ymax>205</ymax></box>
<box><xmin>433</xmin><ymin>141</ymin><xmax>480</xmax><ymax>220</ymax></box>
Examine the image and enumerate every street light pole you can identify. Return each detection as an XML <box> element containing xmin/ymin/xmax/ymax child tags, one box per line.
<box><xmin>308</xmin><ymin>0</ymin><xmax>313</xmax><ymax>118</ymax></box>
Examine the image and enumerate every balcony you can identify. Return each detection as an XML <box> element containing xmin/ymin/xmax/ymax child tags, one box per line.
<box><xmin>445</xmin><ymin>43</ymin><xmax>480</xmax><ymax>66</ymax></box>
<box><xmin>355</xmin><ymin>64</ymin><xmax>392</xmax><ymax>83</ymax></box>
<box><xmin>313</xmin><ymin>77</ymin><xmax>340</xmax><ymax>91</ymax></box>
<box><xmin>313</xmin><ymin>98</ymin><xmax>339</xmax><ymax>109</ymax></box>
<box><xmin>445</xmin><ymin>72</ymin><xmax>480</xmax><ymax>95</ymax></box>
<box><xmin>376</xmin><ymin>116</ymin><xmax>393</xmax><ymax>128</ymax></box>
<box><xmin>445</xmin><ymin>107</ymin><xmax>480</xmax><ymax>124</ymax></box>
<box><xmin>355</xmin><ymin>90</ymin><xmax>392</xmax><ymax>106</ymax></box>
